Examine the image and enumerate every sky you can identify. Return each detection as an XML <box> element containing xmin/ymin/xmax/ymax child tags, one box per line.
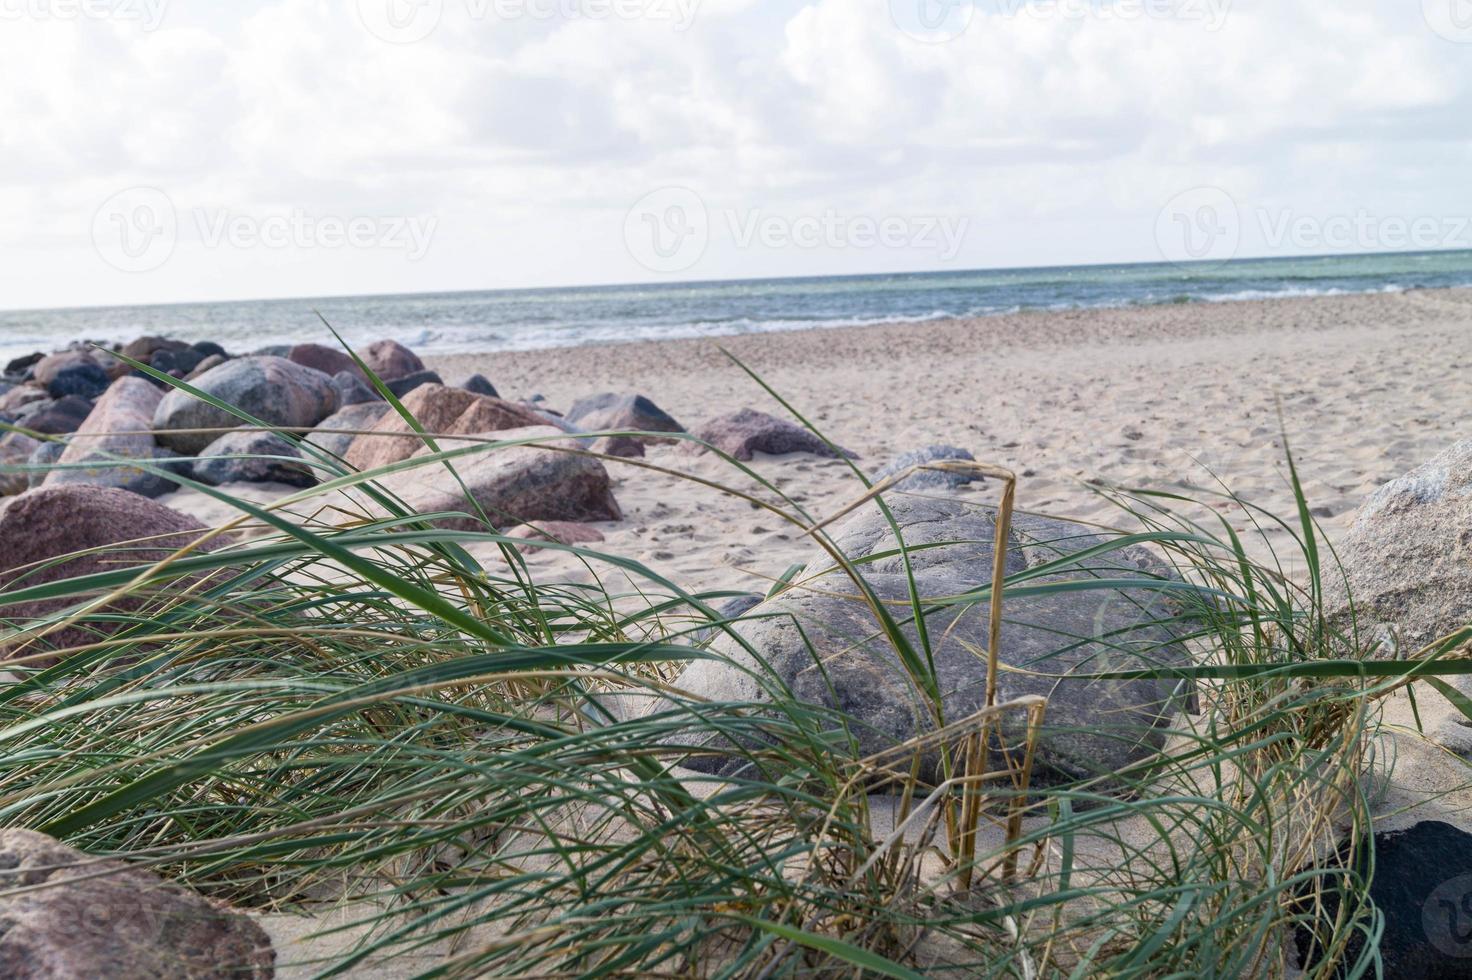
<box><xmin>1</xmin><ymin>0</ymin><xmax>1471</xmax><ymax>310</ymax></box>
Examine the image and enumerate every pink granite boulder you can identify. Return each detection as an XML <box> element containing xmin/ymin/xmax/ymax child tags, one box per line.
<box><xmin>343</xmin><ymin>384</ymin><xmax>546</xmax><ymax>472</ymax></box>
<box><xmin>357</xmin><ymin>339</ymin><xmax>424</xmax><ymax>381</ymax></box>
<box><xmin>46</xmin><ymin>377</ymin><xmax>179</xmax><ymax>498</ymax></box>
<box><xmin>683</xmin><ymin>408</ymin><xmax>854</xmax><ymax>461</ymax></box>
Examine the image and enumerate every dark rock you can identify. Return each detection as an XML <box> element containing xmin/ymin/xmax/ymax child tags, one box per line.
<box><xmin>685</xmin><ymin>408</ymin><xmax>853</xmax><ymax>461</ymax></box>
<box><xmin>332</xmin><ymin>370</ymin><xmax>381</xmax><ymax>406</ymax></box>
<box><xmin>0</xmin><ymin>384</ymin><xmax>48</xmax><ymax>415</ymax></box>
<box><xmin>304</xmin><ymin>402</ymin><xmax>392</xmax><ymax>459</ymax></box>
<box><xmin>0</xmin><ymin>829</ymin><xmax>274</xmax><ymax>978</ymax></box>
<box><xmin>664</xmin><ymin>495</ymin><xmax>1193</xmax><ymax>787</ymax></box>
<box><xmin>379</xmin><ymin>426</ymin><xmax>622</xmax><ymax>532</ymax></box>
<box><xmin>17</xmin><ymin>395</ymin><xmax>94</xmax><ymax>435</ymax></box>
<box><xmin>151</xmin><ymin>346</ymin><xmax>207</xmax><ymax>376</ymax></box>
<box><xmin>0</xmin><ymin>485</ymin><xmax>217</xmax><ymax>662</ymax></box>
<box><xmin>591</xmin><ymin>435</ymin><xmax>646</xmax><ymax>458</ymax></box>
<box><xmin>46</xmin><ymin>377</ymin><xmax>181</xmax><ymax>498</ymax></box>
<box><xmin>461</xmin><ymin>374</ymin><xmax>499</xmax><ymax>398</ymax></box>
<box><xmin>152</xmin><ymin>356</ymin><xmax>340</xmax><ymax>455</ymax></box>
<box><xmin>192</xmin><ymin>340</ymin><xmax>228</xmax><ymax>358</ymax></box>
<box><xmin>194</xmin><ymin>430</ymin><xmax>316</xmax><ymax>488</ymax></box>
<box><xmin>33</xmin><ymin>351</ymin><xmax>110</xmax><ymax>399</ymax></box>
<box><xmin>566</xmin><ymin>393</ymin><xmax>684</xmax><ymax>443</ymax></box>
<box><xmin>359</xmin><ymin>339</ymin><xmax>424</xmax><ymax>381</ymax></box>
<box><xmin>186</xmin><ymin>353</ymin><xmax>228</xmax><ymax>381</ymax></box>
<box><xmin>1295</xmin><ymin>821</ymin><xmax>1472</xmax><ymax>978</ymax></box>
<box><xmin>252</xmin><ymin>344</ymin><xmax>292</xmax><ymax>357</ymax></box>
<box><xmin>5</xmin><ymin>351</ymin><xmax>44</xmax><ymax>376</ymax></box>
<box><xmin>875</xmin><ymin>445</ymin><xmax>980</xmax><ymax>491</ymax></box>
<box><xmin>385</xmin><ymin>370</ymin><xmax>443</xmax><ymax>399</ymax></box>
<box><xmin>344</xmin><ymin>384</ymin><xmax>544</xmax><ymax>471</ymax></box>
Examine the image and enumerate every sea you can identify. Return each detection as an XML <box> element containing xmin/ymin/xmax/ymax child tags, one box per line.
<box><xmin>3</xmin><ymin>250</ymin><xmax>1471</xmax><ymax>364</ymax></box>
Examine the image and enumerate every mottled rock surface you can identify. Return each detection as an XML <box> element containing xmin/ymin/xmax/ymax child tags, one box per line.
<box><xmin>359</xmin><ymin>339</ymin><xmax>424</xmax><ymax>381</ymax></box>
<box><xmin>0</xmin><ymin>431</ymin><xmax>42</xmax><ymax>496</ymax></box>
<box><xmin>289</xmin><ymin>343</ymin><xmax>362</xmax><ymax>381</ymax></box>
<box><xmin>685</xmin><ymin>408</ymin><xmax>852</xmax><ymax>461</ymax></box>
<box><xmin>153</xmin><ymin>356</ymin><xmax>339</xmax><ymax>455</ymax></box>
<box><xmin>566</xmin><ymin>393</ymin><xmax>684</xmax><ymax>443</ymax></box>
<box><xmin>344</xmin><ymin>384</ymin><xmax>545</xmax><ymax>471</ymax></box>
<box><xmin>304</xmin><ymin>402</ymin><xmax>392</xmax><ymax>459</ymax></box>
<box><xmin>194</xmin><ymin>430</ymin><xmax>316</xmax><ymax>488</ymax></box>
<box><xmin>875</xmin><ymin>445</ymin><xmax>980</xmax><ymax>491</ymax></box>
<box><xmin>17</xmin><ymin>395</ymin><xmax>93</xmax><ymax>435</ymax></box>
<box><xmin>0</xmin><ymin>829</ymin><xmax>274</xmax><ymax>979</ymax></box>
<box><xmin>46</xmin><ymin>377</ymin><xmax>179</xmax><ymax>498</ymax></box>
<box><xmin>34</xmin><ymin>351</ymin><xmax>109</xmax><ymax>399</ymax></box>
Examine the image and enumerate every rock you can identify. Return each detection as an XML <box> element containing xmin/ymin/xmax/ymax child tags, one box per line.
<box><xmin>26</xmin><ymin>439</ymin><xmax>65</xmax><ymax>490</ymax></box>
<box><xmin>359</xmin><ymin>339</ymin><xmax>424</xmax><ymax>381</ymax></box>
<box><xmin>692</xmin><ymin>594</ymin><xmax>766</xmax><ymax>645</ymax></box>
<box><xmin>385</xmin><ymin>370</ymin><xmax>443</xmax><ymax>399</ymax></box>
<box><xmin>4</xmin><ymin>351</ymin><xmax>43</xmax><ymax>376</ymax></box>
<box><xmin>194</xmin><ymin>430</ymin><xmax>316</xmax><ymax>488</ymax></box>
<box><xmin>1327</xmin><ymin>441</ymin><xmax>1472</xmax><ymax>655</ymax></box>
<box><xmin>665</xmin><ymin>495</ymin><xmax>1193</xmax><ymax>786</ymax></box>
<box><xmin>875</xmin><ymin>445</ymin><xmax>980</xmax><ymax>492</ymax></box>
<box><xmin>33</xmin><ymin>351</ymin><xmax>109</xmax><ymax>399</ymax></box>
<box><xmin>685</xmin><ymin>408</ymin><xmax>853</xmax><ymax>461</ymax></box>
<box><xmin>0</xmin><ymin>485</ymin><xmax>216</xmax><ymax>662</ymax></box>
<box><xmin>186</xmin><ymin>353</ymin><xmax>228</xmax><ymax>381</ymax></box>
<box><xmin>0</xmin><ymin>431</ymin><xmax>42</xmax><ymax>496</ymax></box>
<box><xmin>252</xmin><ymin>344</ymin><xmax>292</xmax><ymax>357</ymax></box>
<box><xmin>591</xmin><ymin>435</ymin><xmax>646</xmax><ymax>458</ymax></box>
<box><xmin>0</xmin><ymin>380</ymin><xmax>11</xmax><ymax>399</ymax></box>
<box><xmin>151</xmin><ymin>346</ymin><xmax>208</xmax><ymax>377</ymax></box>
<box><xmin>289</xmin><ymin>343</ymin><xmax>363</xmax><ymax>380</ymax></box>
<box><xmin>461</xmin><ymin>374</ymin><xmax>499</xmax><ymax>398</ymax></box>
<box><xmin>16</xmin><ymin>395</ymin><xmax>94</xmax><ymax>436</ymax></box>
<box><xmin>120</xmin><ymin>335</ymin><xmax>188</xmax><ymax>364</ymax></box>
<box><xmin>377</xmin><ymin>426</ymin><xmax>621</xmax><ymax>532</ymax></box>
<box><xmin>192</xmin><ymin>340</ymin><xmax>228</xmax><ymax>358</ymax></box>
<box><xmin>0</xmin><ymin>384</ymin><xmax>48</xmax><ymax>414</ymax></box>
<box><xmin>1295</xmin><ymin>821</ymin><xmax>1472</xmax><ymax>978</ymax></box>
<box><xmin>153</xmin><ymin>356</ymin><xmax>340</xmax><ymax>455</ymax></box>
<box><xmin>304</xmin><ymin>402</ymin><xmax>392</xmax><ymax>459</ymax></box>
<box><xmin>507</xmin><ymin>521</ymin><xmax>608</xmax><ymax>550</ymax></box>
<box><xmin>0</xmin><ymin>829</ymin><xmax>274</xmax><ymax>978</ymax></box>
<box><xmin>43</xmin><ymin>378</ymin><xmax>180</xmax><ymax>498</ymax></box>
<box><xmin>332</xmin><ymin>370</ymin><xmax>380</xmax><ymax>407</ymax></box>
<box><xmin>566</xmin><ymin>393</ymin><xmax>684</xmax><ymax>443</ymax></box>
<box><xmin>344</xmin><ymin>384</ymin><xmax>546</xmax><ymax>472</ymax></box>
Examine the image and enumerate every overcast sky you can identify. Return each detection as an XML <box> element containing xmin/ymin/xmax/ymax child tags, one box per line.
<box><xmin>2</xmin><ymin>0</ymin><xmax>1471</xmax><ymax>310</ymax></box>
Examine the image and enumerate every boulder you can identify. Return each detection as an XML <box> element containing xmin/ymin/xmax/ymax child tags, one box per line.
<box><xmin>685</xmin><ymin>408</ymin><xmax>852</xmax><ymax>461</ymax></box>
<box><xmin>33</xmin><ymin>351</ymin><xmax>109</xmax><ymax>399</ymax></box>
<box><xmin>1295</xmin><ymin>821</ymin><xmax>1472</xmax><ymax>978</ymax></box>
<box><xmin>385</xmin><ymin>370</ymin><xmax>443</xmax><ymax>399</ymax></box>
<box><xmin>591</xmin><ymin>435</ymin><xmax>646</xmax><ymax>458</ymax></box>
<box><xmin>359</xmin><ymin>339</ymin><xmax>424</xmax><ymax>381</ymax></box>
<box><xmin>194</xmin><ymin>430</ymin><xmax>316</xmax><ymax>488</ymax></box>
<box><xmin>151</xmin><ymin>346</ymin><xmax>208</xmax><ymax>377</ymax></box>
<box><xmin>304</xmin><ymin>402</ymin><xmax>392</xmax><ymax>459</ymax></box>
<box><xmin>45</xmin><ymin>377</ymin><xmax>180</xmax><ymax>498</ymax></box>
<box><xmin>344</xmin><ymin>384</ymin><xmax>546</xmax><ymax>472</ymax></box>
<box><xmin>875</xmin><ymin>445</ymin><xmax>980</xmax><ymax>492</ymax></box>
<box><xmin>120</xmin><ymin>335</ymin><xmax>188</xmax><ymax>364</ymax></box>
<box><xmin>332</xmin><ymin>370</ymin><xmax>381</xmax><ymax>406</ymax></box>
<box><xmin>0</xmin><ymin>384</ymin><xmax>48</xmax><ymax>414</ymax></box>
<box><xmin>0</xmin><ymin>380</ymin><xmax>11</xmax><ymax>399</ymax></box>
<box><xmin>289</xmin><ymin>343</ymin><xmax>362</xmax><ymax>381</ymax></box>
<box><xmin>377</xmin><ymin>426</ymin><xmax>621</xmax><ymax>532</ymax></box>
<box><xmin>16</xmin><ymin>395</ymin><xmax>93</xmax><ymax>435</ymax></box>
<box><xmin>0</xmin><ymin>431</ymin><xmax>42</xmax><ymax>496</ymax></box>
<box><xmin>507</xmin><ymin>521</ymin><xmax>608</xmax><ymax>550</ymax></box>
<box><xmin>566</xmin><ymin>393</ymin><xmax>684</xmax><ymax>443</ymax></box>
<box><xmin>461</xmin><ymin>374</ymin><xmax>499</xmax><ymax>398</ymax></box>
<box><xmin>1326</xmin><ymin>441</ymin><xmax>1472</xmax><ymax>654</ymax></box>
<box><xmin>5</xmin><ymin>351</ymin><xmax>44</xmax><ymax>376</ymax></box>
<box><xmin>26</xmin><ymin>439</ymin><xmax>65</xmax><ymax>490</ymax></box>
<box><xmin>0</xmin><ymin>829</ymin><xmax>274</xmax><ymax>979</ymax></box>
<box><xmin>192</xmin><ymin>340</ymin><xmax>228</xmax><ymax>358</ymax></box>
<box><xmin>665</xmin><ymin>495</ymin><xmax>1193</xmax><ymax>786</ymax></box>
<box><xmin>0</xmin><ymin>485</ymin><xmax>216</xmax><ymax>662</ymax></box>
<box><xmin>186</xmin><ymin>353</ymin><xmax>228</xmax><ymax>381</ymax></box>
<box><xmin>153</xmin><ymin>356</ymin><xmax>340</xmax><ymax>455</ymax></box>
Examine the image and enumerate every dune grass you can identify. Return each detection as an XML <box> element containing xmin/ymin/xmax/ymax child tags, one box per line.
<box><xmin>2</xmin><ymin>352</ymin><xmax>1470</xmax><ymax>976</ymax></box>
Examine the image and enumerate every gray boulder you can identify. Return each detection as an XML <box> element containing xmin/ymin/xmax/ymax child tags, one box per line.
<box><xmin>16</xmin><ymin>395</ymin><xmax>93</xmax><ymax>435</ymax></box>
<box><xmin>667</xmin><ymin>495</ymin><xmax>1193</xmax><ymax>787</ymax></box>
<box><xmin>153</xmin><ymin>356</ymin><xmax>340</xmax><ymax>455</ymax></box>
<box><xmin>566</xmin><ymin>392</ymin><xmax>684</xmax><ymax>443</ymax></box>
<box><xmin>46</xmin><ymin>377</ymin><xmax>181</xmax><ymax>498</ymax></box>
<box><xmin>685</xmin><ymin>408</ymin><xmax>852</xmax><ymax>461</ymax></box>
<box><xmin>33</xmin><ymin>351</ymin><xmax>109</xmax><ymax>399</ymax></box>
<box><xmin>0</xmin><ymin>384</ymin><xmax>48</xmax><ymax>414</ymax></box>
<box><xmin>1327</xmin><ymin>440</ymin><xmax>1472</xmax><ymax>654</ymax></box>
<box><xmin>461</xmin><ymin>374</ymin><xmax>499</xmax><ymax>398</ymax></box>
<box><xmin>385</xmin><ymin>370</ymin><xmax>443</xmax><ymax>398</ymax></box>
<box><xmin>26</xmin><ymin>439</ymin><xmax>66</xmax><ymax>489</ymax></box>
<box><xmin>359</xmin><ymin>338</ymin><xmax>424</xmax><ymax>381</ymax></box>
<box><xmin>194</xmin><ymin>430</ymin><xmax>316</xmax><ymax>488</ymax></box>
<box><xmin>332</xmin><ymin>370</ymin><xmax>380</xmax><ymax>406</ymax></box>
<box><xmin>304</xmin><ymin>402</ymin><xmax>392</xmax><ymax>459</ymax></box>
<box><xmin>0</xmin><ymin>431</ymin><xmax>42</xmax><ymax>496</ymax></box>
<box><xmin>875</xmin><ymin>445</ymin><xmax>980</xmax><ymax>491</ymax></box>
<box><xmin>0</xmin><ymin>829</ymin><xmax>274</xmax><ymax>978</ymax></box>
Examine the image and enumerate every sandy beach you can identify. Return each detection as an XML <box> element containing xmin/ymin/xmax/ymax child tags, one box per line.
<box><xmin>285</xmin><ymin>287</ymin><xmax>1472</xmax><ymax>600</ymax></box>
